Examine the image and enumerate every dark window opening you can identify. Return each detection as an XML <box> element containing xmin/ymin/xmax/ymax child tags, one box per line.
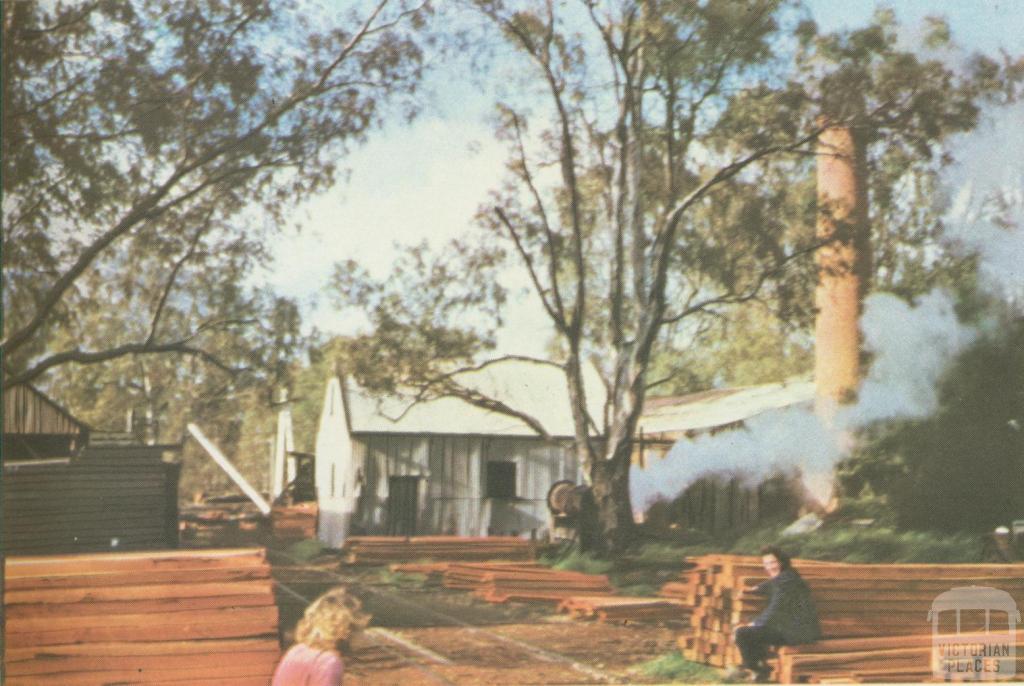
<box><xmin>486</xmin><ymin>461</ymin><xmax>517</xmax><ymax>499</ymax></box>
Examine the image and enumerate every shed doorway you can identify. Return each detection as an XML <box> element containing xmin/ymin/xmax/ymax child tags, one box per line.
<box><xmin>386</xmin><ymin>476</ymin><xmax>419</xmax><ymax>536</ymax></box>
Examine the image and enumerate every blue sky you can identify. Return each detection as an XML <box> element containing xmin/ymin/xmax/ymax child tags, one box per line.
<box><xmin>263</xmin><ymin>1</ymin><xmax>1023</xmax><ymax>354</ymax></box>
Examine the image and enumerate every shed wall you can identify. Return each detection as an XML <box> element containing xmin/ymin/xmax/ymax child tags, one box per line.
<box><xmin>2</xmin><ymin>448</ymin><xmax>179</xmax><ymax>554</ymax></box>
<box><xmin>352</xmin><ymin>434</ymin><xmax>579</xmax><ymax>537</ymax></box>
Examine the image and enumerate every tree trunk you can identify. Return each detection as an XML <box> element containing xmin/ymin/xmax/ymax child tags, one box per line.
<box><xmin>584</xmin><ymin>442</ymin><xmax>636</xmax><ymax>555</ymax></box>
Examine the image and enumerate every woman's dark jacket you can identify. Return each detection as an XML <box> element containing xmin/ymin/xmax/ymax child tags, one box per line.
<box><xmin>751</xmin><ymin>568</ymin><xmax>822</xmax><ymax>645</ymax></box>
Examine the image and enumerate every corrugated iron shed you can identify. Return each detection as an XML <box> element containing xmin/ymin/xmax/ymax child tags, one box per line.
<box><xmin>638</xmin><ymin>380</ymin><xmax>815</xmax><ymax>441</ymax></box>
<box><xmin>345</xmin><ymin>358</ymin><xmax>607</xmax><ymax>438</ymax></box>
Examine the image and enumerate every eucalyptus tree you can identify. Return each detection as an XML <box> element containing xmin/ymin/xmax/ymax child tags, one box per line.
<box><xmin>2</xmin><ymin>0</ymin><xmax>430</xmax><ymax>406</ymax></box>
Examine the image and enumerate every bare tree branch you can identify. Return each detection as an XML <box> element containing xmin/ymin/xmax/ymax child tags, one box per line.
<box><xmin>8</xmin><ymin>339</ymin><xmax>245</xmax><ymax>387</ymax></box>
<box><xmin>494</xmin><ymin>207</ymin><xmax>568</xmax><ymax>333</ymax></box>
<box><xmin>145</xmin><ymin>219</ymin><xmax>211</xmax><ymax>346</ymax></box>
<box><xmin>507</xmin><ymin>111</ymin><xmax>568</xmax><ymax>326</ymax></box>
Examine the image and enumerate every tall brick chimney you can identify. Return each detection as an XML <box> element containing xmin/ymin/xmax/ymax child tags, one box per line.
<box><xmin>814</xmin><ymin>122</ymin><xmax>870</xmax><ymax>411</ymax></box>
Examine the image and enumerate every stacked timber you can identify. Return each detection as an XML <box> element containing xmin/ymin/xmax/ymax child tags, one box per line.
<box><xmin>677</xmin><ymin>554</ymin><xmax>1024</xmax><ymax>678</ymax></box>
<box><xmin>776</xmin><ymin>631</ymin><xmax>1024</xmax><ymax>683</ymax></box>
<box><xmin>271</xmin><ymin>502</ymin><xmax>318</xmax><ymax>540</ymax></box>
<box><xmin>343</xmin><ymin>535</ymin><xmax>533</xmax><ymax>564</ymax></box>
<box><xmin>442</xmin><ymin>561</ymin><xmax>544</xmax><ymax>589</ymax></box>
<box><xmin>559</xmin><ymin>596</ymin><xmax>689</xmax><ymax>623</ymax></box>
<box><xmin>389</xmin><ymin>561</ymin><xmax>453</xmax><ymax>582</ymax></box>
<box><xmin>442</xmin><ymin>561</ymin><xmax>614</xmax><ymax>603</ymax></box>
<box><xmin>4</xmin><ymin>548</ymin><xmax>280</xmax><ymax>685</ymax></box>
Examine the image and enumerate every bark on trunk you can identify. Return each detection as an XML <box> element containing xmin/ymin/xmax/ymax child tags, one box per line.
<box><xmin>584</xmin><ymin>442</ymin><xmax>636</xmax><ymax>554</ymax></box>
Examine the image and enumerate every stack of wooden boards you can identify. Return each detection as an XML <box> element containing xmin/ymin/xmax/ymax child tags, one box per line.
<box><xmin>343</xmin><ymin>535</ymin><xmax>533</xmax><ymax>564</ymax></box>
<box><xmin>776</xmin><ymin>630</ymin><xmax>1024</xmax><ymax>683</ymax></box>
<box><xmin>674</xmin><ymin>554</ymin><xmax>1024</xmax><ymax>683</ymax></box>
<box><xmin>270</xmin><ymin>502</ymin><xmax>318</xmax><ymax>540</ymax></box>
<box><xmin>558</xmin><ymin>595</ymin><xmax>688</xmax><ymax>623</ymax></box>
<box><xmin>4</xmin><ymin>548</ymin><xmax>280</xmax><ymax>685</ymax></box>
<box><xmin>392</xmin><ymin>560</ymin><xmax>682</xmax><ymax>622</ymax></box>
<box><xmin>442</xmin><ymin>561</ymin><xmax>615</xmax><ymax>603</ymax></box>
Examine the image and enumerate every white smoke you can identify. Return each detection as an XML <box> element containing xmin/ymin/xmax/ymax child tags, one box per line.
<box><xmin>630</xmin><ymin>289</ymin><xmax>978</xmax><ymax>511</ymax></box>
<box><xmin>843</xmin><ymin>290</ymin><xmax>977</xmax><ymax>426</ymax></box>
<box><xmin>632</xmin><ymin>405</ymin><xmax>838</xmax><ymax>511</ymax></box>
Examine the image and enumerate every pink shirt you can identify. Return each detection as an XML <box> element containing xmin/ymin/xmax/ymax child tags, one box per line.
<box><xmin>271</xmin><ymin>643</ymin><xmax>344</xmax><ymax>686</ymax></box>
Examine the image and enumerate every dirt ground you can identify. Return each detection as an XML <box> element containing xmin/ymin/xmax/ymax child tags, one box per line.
<box><xmin>269</xmin><ymin>548</ymin><xmax>692</xmax><ymax>685</ymax></box>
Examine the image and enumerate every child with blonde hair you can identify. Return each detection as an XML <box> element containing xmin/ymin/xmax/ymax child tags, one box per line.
<box><xmin>272</xmin><ymin>587</ymin><xmax>370</xmax><ymax>685</ymax></box>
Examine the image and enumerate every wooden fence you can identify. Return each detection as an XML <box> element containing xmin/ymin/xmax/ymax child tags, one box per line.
<box><xmin>646</xmin><ymin>473</ymin><xmax>803</xmax><ymax>534</ymax></box>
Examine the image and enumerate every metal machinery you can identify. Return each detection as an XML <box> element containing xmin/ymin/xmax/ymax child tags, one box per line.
<box><xmin>546</xmin><ymin>479</ymin><xmax>592</xmax><ymax>542</ymax></box>
<box><xmin>983</xmin><ymin>520</ymin><xmax>1024</xmax><ymax>561</ymax></box>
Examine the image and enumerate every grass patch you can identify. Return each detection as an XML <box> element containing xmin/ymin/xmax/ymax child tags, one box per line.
<box><xmin>285</xmin><ymin>538</ymin><xmax>324</xmax><ymax>562</ymax></box>
<box><xmin>637</xmin><ymin>652</ymin><xmax>721</xmax><ymax>683</ymax></box>
<box><xmin>542</xmin><ymin>549</ymin><xmax>614</xmax><ymax>575</ymax></box>
<box><xmin>376</xmin><ymin>569</ymin><xmax>428</xmax><ymax>587</ymax></box>
<box><xmin>625</xmin><ymin>542</ymin><xmax>690</xmax><ymax>569</ymax></box>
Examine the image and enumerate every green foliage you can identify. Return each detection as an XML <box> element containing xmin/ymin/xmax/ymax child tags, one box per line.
<box><xmin>840</xmin><ymin>317</ymin><xmax>1024</xmax><ymax>533</ymax></box>
<box><xmin>649</xmin><ymin>304</ymin><xmax>813</xmax><ymax>395</ymax></box>
<box><xmin>540</xmin><ymin>549</ymin><xmax>613</xmax><ymax>576</ymax></box>
<box><xmin>3</xmin><ymin>1</ymin><xmax>431</xmax><ymax>496</ymax></box>
<box><xmin>637</xmin><ymin>652</ymin><xmax>721</xmax><ymax>683</ymax></box>
<box><xmin>725</xmin><ymin>516</ymin><xmax>983</xmax><ymax>563</ymax></box>
<box><xmin>625</xmin><ymin>543</ymin><xmax>691</xmax><ymax>570</ymax></box>
<box><xmin>376</xmin><ymin>569</ymin><xmax>428</xmax><ymax>587</ymax></box>
<box><xmin>286</xmin><ymin>538</ymin><xmax>325</xmax><ymax>562</ymax></box>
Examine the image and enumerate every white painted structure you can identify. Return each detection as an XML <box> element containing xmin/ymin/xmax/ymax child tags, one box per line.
<box><xmin>315</xmin><ymin>376</ymin><xmax>362</xmax><ymax>547</ymax></box>
<box><xmin>270</xmin><ymin>404</ymin><xmax>295</xmax><ymax>501</ymax></box>
<box><xmin>312</xmin><ymin>359</ymin><xmax>604</xmax><ymax>547</ymax></box>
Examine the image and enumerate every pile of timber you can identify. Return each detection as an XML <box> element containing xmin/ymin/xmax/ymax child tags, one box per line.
<box><xmin>776</xmin><ymin>630</ymin><xmax>1024</xmax><ymax>684</ymax></box>
<box><xmin>4</xmin><ymin>548</ymin><xmax>280</xmax><ymax>685</ymax></box>
<box><xmin>558</xmin><ymin>595</ymin><xmax>688</xmax><ymax>623</ymax></box>
<box><xmin>676</xmin><ymin>554</ymin><xmax>1024</xmax><ymax>679</ymax></box>
<box><xmin>442</xmin><ymin>561</ymin><xmax>545</xmax><ymax>589</ymax></box>
<box><xmin>271</xmin><ymin>502</ymin><xmax>318</xmax><ymax>541</ymax></box>
<box><xmin>442</xmin><ymin>561</ymin><xmax>615</xmax><ymax>603</ymax></box>
<box><xmin>342</xmin><ymin>535</ymin><xmax>534</xmax><ymax>564</ymax></box>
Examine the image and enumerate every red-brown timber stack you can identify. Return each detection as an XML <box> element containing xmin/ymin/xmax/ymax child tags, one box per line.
<box><xmin>441</xmin><ymin>561</ymin><xmax>614</xmax><ymax>603</ymax></box>
<box><xmin>271</xmin><ymin>502</ymin><xmax>318</xmax><ymax>541</ymax></box>
<box><xmin>342</xmin><ymin>535</ymin><xmax>534</xmax><ymax>564</ymax></box>
<box><xmin>775</xmin><ymin>630</ymin><xmax>1024</xmax><ymax>684</ymax></box>
<box><xmin>558</xmin><ymin>595</ymin><xmax>689</xmax><ymax>623</ymax></box>
<box><xmin>675</xmin><ymin>554</ymin><xmax>1024</xmax><ymax>682</ymax></box>
<box><xmin>3</xmin><ymin>548</ymin><xmax>280</xmax><ymax>685</ymax></box>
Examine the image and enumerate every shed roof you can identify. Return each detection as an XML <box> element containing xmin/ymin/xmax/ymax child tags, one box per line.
<box><xmin>638</xmin><ymin>380</ymin><xmax>815</xmax><ymax>438</ymax></box>
<box><xmin>345</xmin><ymin>358</ymin><xmax>606</xmax><ymax>438</ymax></box>
<box><xmin>2</xmin><ymin>384</ymin><xmax>91</xmax><ymax>436</ymax></box>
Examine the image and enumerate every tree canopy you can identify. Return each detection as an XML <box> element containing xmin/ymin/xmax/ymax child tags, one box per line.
<box><xmin>2</xmin><ymin>0</ymin><xmax>429</xmax><ymax>389</ymax></box>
